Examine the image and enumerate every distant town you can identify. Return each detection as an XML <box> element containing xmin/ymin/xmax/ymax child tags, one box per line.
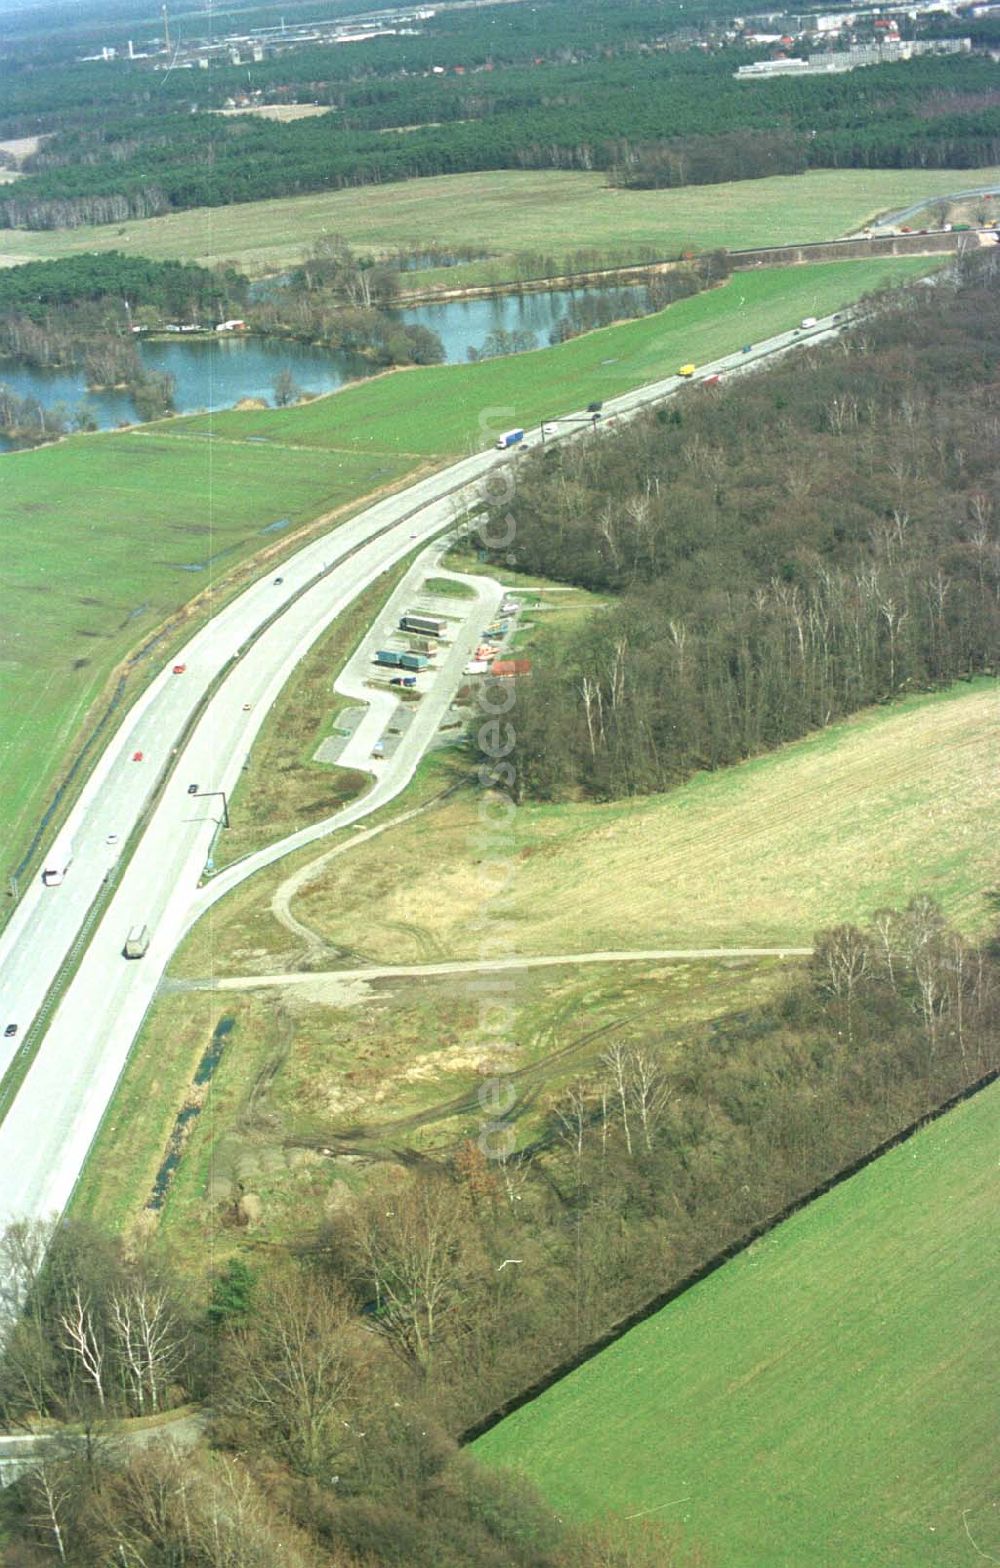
<box><xmin>79</xmin><ymin>0</ymin><xmax>994</xmax><ymax>78</ymax></box>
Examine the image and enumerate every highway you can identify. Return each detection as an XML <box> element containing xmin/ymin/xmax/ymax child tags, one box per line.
<box><xmin>0</xmin><ymin>307</ymin><xmax>853</xmax><ymax>1231</ymax></box>
<box><xmin>0</xmin><ymin>451</ymin><xmax>499</xmax><ymax>1079</ymax></box>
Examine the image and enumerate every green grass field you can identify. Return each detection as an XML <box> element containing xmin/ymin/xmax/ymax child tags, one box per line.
<box><xmin>0</xmin><ymin>257</ymin><xmax>925</xmax><ymax>872</ymax></box>
<box><xmin>0</xmin><ymin>435</ymin><xmax>416</xmax><ymax>866</ymax></box>
<box><xmin>473</xmin><ymin>1078</ymin><xmax>1000</xmax><ymax>1568</ymax></box>
<box><xmin>0</xmin><ymin>167</ymin><xmax>995</xmax><ymax>278</ymax></box>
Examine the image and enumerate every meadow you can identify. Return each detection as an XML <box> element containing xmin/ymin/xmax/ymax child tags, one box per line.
<box><xmin>473</xmin><ymin>1077</ymin><xmax>1000</xmax><ymax>1568</ymax></box>
<box><xmin>82</xmin><ymin>669</ymin><xmax>994</xmax><ymax>1265</ymax></box>
<box><xmin>0</xmin><ymin>256</ymin><xmax>925</xmax><ymax>872</ymax></box>
<box><xmin>181</xmin><ymin>677</ymin><xmax>999</xmax><ymax>975</ymax></box>
<box><xmin>68</xmin><ymin>668</ymin><xmax>999</xmax><ymax>1403</ymax></box>
<box><xmin>71</xmin><ymin>953</ymin><xmax>784</xmax><ymax>1250</ymax></box>
<box><xmin>0</xmin><ymin>167</ymin><xmax>994</xmax><ymax>278</ymax></box>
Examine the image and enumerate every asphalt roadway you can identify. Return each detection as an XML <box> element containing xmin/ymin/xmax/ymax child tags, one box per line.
<box><xmin>0</xmin><ymin>309</ymin><xmax>850</xmax><ymax>1231</ymax></box>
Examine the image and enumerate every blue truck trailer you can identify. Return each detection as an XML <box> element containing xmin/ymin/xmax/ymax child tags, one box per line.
<box><xmin>374</xmin><ymin>649</ymin><xmax>430</xmax><ymax>671</ymax></box>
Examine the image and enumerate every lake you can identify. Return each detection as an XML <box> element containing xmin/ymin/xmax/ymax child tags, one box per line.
<box><xmin>0</xmin><ymin>281</ymin><xmax>650</xmax><ymax>439</ymax></box>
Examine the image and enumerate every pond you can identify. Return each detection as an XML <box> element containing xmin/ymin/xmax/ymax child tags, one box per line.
<box><xmin>0</xmin><ymin>279</ymin><xmax>651</xmax><ymax>439</ymax></box>
<box><xmin>396</xmin><ymin>283</ymin><xmax>649</xmax><ymax>365</ymax></box>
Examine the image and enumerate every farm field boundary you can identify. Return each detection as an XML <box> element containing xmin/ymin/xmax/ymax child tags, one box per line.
<box><xmin>463</xmin><ymin>1068</ymin><xmax>998</xmax><ymax>1445</ymax></box>
<box><xmin>473</xmin><ymin>1076</ymin><xmax>999</xmax><ymax>1567</ymax></box>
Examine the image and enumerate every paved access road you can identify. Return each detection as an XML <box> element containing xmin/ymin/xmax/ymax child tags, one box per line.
<box><xmin>0</xmin><ymin>309</ymin><xmax>847</xmax><ymax>1232</ymax></box>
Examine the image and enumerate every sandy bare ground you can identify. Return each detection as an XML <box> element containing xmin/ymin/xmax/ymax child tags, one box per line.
<box><xmin>0</xmin><ymin>136</ymin><xmax>46</xmax><ymax>161</ymax></box>
<box><xmin>211</xmin><ymin>103</ymin><xmax>331</xmax><ymax>121</ymax></box>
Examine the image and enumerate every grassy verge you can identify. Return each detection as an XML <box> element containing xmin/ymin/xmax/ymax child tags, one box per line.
<box><xmin>171</xmin><ymin>259</ymin><xmax>933</xmax><ymax>458</ymax></box>
<box><xmin>422</xmin><ymin>576</ymin><xmax>477</xmax><ymax>599</ymax></box>
<box><xmin>473</xmin><ymin>1077</ymin><xmax>1000</xmax><ymax>1568</ymax></box>
<box><xmin>0</xmin><ymin>168</ymin><xmax>995</xmax><ymax>276</ymax></box>
<box><xmin>207</xmin><ymin>556</ymin><xmax>418</xmax><ymax>869</ymax></box>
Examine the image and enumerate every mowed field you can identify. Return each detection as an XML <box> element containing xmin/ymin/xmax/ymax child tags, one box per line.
<box><xmin>176</xmin><ymin>678</ymin><xmax>998</xmax><ymax>977</ymax></box>
<box><xmin>473</xmin><ymin>1077</ymin><xmax>1000</xmax><ymax>1568</ymax></box>
<box><xmin>0</xmin><ymin>167</ymin><xmax>995</xmax><ymax>277</ymax></box>
<box><xmin>0</xmin><ymin>256</ymin><xmax>924</xmax><ymax>868</ymax></box>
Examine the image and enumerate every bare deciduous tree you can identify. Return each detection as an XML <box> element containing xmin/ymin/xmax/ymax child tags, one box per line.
<box><xmin>346</xmin><ymin>1177</ymin><xmax>480</xmax><ymax>1371</ymax></box>
<box><xmin>602</xmin><ymin>1042</ymin><xmax>634</xmax><ymax>1156</ymax></box>
<box><xmin>629</xmin><ymin>1048</ymin><xmax>675</xmax><ymax>1153</ymax></box>
<box><xmin>109</xmin><ymin>1280</ymin><xmax>186</xmax><ymax>1415</ymax></box>
<box><xmin>59</xmin><ymin>1288</ymin><xmax>106</xmax><ymax>1410</ymax></box>
<box><xmin>23</xmin><ymin>1459</ymin><xmax>76</xmax><ymax>1563</ymax></box>
<box><xmin>220</xmin><ymin>1265</ymin><xmax>364</xmax><ymax>1476</ymax></box>
<box><xmin>814</xmin><ymin>924</ymin><xmax>869</xmax><ymax>1044</ymax></box>
<box><xmin>553</xmin><ymin>1080</ymin><xmax>590</xmax><ymax>1186</ymax></box>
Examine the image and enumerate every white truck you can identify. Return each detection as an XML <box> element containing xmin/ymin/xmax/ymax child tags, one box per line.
<box><xmin>123</xmin><ymin>924</ymin><xmax>151</xmax><ymax>959</ymax></box>
<box><xmin>42</xmin><ymin>833</ymin><xmax>74</xmax><ymax>886</ymax></box>
<box><xmin>495</xmin><ymin>428</ymin><xmax>525</xmax><ymax>450</ymax></box>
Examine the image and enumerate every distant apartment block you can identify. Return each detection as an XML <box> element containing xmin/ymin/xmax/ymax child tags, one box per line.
<box><xmin>735</xmin><ymin>35</ymin><xmax>970</xmax><ymax>74</ymax></box>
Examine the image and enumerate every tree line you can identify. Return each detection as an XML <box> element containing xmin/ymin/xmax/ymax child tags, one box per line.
<box><xmin>547</xmin><ymin>255</ymin><xmax>730</xmax><ymax>344</ymax></box>
<box><xmin>0</xmin><ymin>896</ymin><xmax>995</xmax><ymax>1562</ymax></box>
<box><xmin>0</xmin><ymin>252</ymin><xmax>247</xmax><ymax>324</ymax></box>
<box><xmin>2</xmin><ymin>51</ymin><xmax>999</xmax><ymax>228</ymax></box>
<box><xmin>472</xmin><ymin>253</ymin><xmax>1000</xmax><ymax>802</ymax></box>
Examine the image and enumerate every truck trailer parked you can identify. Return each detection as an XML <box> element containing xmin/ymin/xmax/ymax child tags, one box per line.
<box><xmin>400</xmin><ymin>614</ymin><xmax>447</xmax><ymax>639</ymax></box>
<box><xmin>42</xmin><ymin>835</ymin><xmax>74</xmax><ymax>886</ymax></box>
<box><xmin>374</xmin><ymin>649</ymin><xmax>429</xmax><ymax>671</ymax></box>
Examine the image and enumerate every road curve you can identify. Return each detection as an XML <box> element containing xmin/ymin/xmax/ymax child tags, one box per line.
<box><xmin>0</xmin><ymin>306</ymin><xmax>857</xmax><ymax>1232</ymax></box>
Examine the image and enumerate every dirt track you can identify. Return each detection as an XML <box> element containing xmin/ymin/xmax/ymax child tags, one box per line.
<box><xmin>178</xmin><ymin>947</ymin><xmax>813</xmax><ymax>993</ymax></box>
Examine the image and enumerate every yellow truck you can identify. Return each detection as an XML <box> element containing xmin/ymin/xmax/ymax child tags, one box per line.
<box><xmin>678</xmin><ymin>363</ymin><xmax>696</xmax><ymax>378</ymax></box>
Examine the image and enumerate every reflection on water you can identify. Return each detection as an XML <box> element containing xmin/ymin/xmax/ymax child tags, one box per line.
<box><xmin>395</xmin><ymin>284</ymin><xmax>648</xmax><ymax>364</ymax></box>
<box><xmin>0</xmin><ymin>280</ymin><xmax>650</xmax><ymax>441</ymax></box>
